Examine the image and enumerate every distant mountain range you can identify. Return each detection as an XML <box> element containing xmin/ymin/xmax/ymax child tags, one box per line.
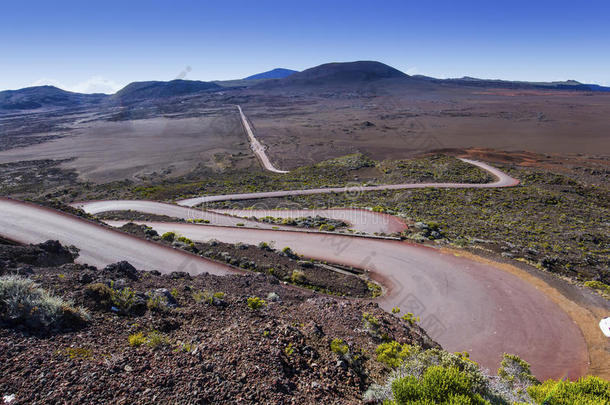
<box><xmin>1</xmin><ymin>61</ymin><xmax>609</xmax><ymax>111</ymax></box>
<box><xmin>113</xmin><ymin>79</ymin><xmax>221</xmax><ymax>103</ymax></box>
<box><xmin>244</xmin><ymin>68</ymin><xmax>297</xmax><ymax>80</ymax></box>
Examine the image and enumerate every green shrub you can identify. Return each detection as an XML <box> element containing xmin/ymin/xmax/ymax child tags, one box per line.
<box><xmin>0</xmin><ymin>275</ymin><xmax>89</xmax><ymax>330</ymax></box>
<box><xmin>528</xmin><ymin>376</ymin><xmax>610</xmax><ymax>404</ymax></box>
<box><xmin>247</xmin><ymin>296</ymin><xmax>266</xmax><ymax>310</ymax></box>
<box><xmin>128</xmin><ymin>332</ymin><xmax>147</xmax><ymax>347</ymax></box>
<box><xmin>146</xmin><ymin>330</ymin><xmax>171</xmax><ymax>349</ymax></box>
<box><xmin>376</xmin><ymin>341</ymin><xmax>412</xmax><ymax>368</ymax></box>
<box><xmin>84</xmin><ymin>283</ymin><xmax>114</xmax><ymax>308</ymax></box>
<box><xmin>401</xmin><ymin>312</ymin><xmax>420</xmax><ymax>325</ymax></box>
<box><xmin>146</xmin><ymin>295</ymin><xmax>167</xmax><ymax>312</ymax></box>
<box><xmin>498</xmin><ymin>353</ymin><xmax>539</xmax><ymax>388</ymax></box>
<box><xmin>362</xmin><ymin>312</ymin><xmax>380</xmax><ymax>333</ymax></box>
<box><xmin>367</xmin><ymin>282</ymin><xmax>382</xmax><ymax>298</ymax></box>
<box><xmin>290</xmin><ymin>269</ymin><xmax>305</xmax><ymax>284</ymax></box>
<box><xmin>176</xmin><ymin>236</ymin><xmax>192</xmax><ymax>244</ymax></box>
<box><xmin>192</xmin><ymin>291</ymin><xmax>206</xmax><ymax>303</ymax></box>
<box><xmin>330</xmin><ymin>338</ymin><xmax>349</xmax><ymax>356</ymax></box>
<box><xmin>111</xmin><ymin>287</ymin><xmax>138</xmax><ymax>314</ymax></box>
<box><xmin>284</xmin><ymin>342</ymin><xmax>295</xmax><ymax>357</ymax></box>
<box><xmin>193</xmin><ymin>291</ymin><xmax>225</xmax><ymax>304</ymax></box>
<box><xmin>391</xmin><ymin>365</ymin><xmax>487</xmax><ymax>404</ymax></box>
<box><xmin>64</xmin><ymin>347</ymin><xmax>93</xmax><ymax>360</ymax></box>
<box><xmin>391</xmin><ymin>307</ymin><xmax>401</xmax><ymax>314</ymax></box>
<box><xmin>161</xmin><ymin>231</ymin><xmax>176</xmax><ymax>242</ymax></box>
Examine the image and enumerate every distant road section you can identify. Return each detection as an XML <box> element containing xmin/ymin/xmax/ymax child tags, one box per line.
<box><xmin>177</xmin><ymin>158</ymin><xmax>519</xmax><ymax>207</ymax></box>
<box><xmin>237</xmin><ymin>105</ymin><xmax>288</xmax><ymax>174</ymax></box>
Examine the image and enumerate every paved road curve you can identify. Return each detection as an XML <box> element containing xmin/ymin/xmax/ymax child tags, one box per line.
<box><xmin>0</xmin><ymin>198</ymin><xmax>234</xmax><ymax>275</ymax></box>
<box><xmin>106</xmin><ymin>220</ymin><xmax>588</xmax><ymax>381</ymax></box>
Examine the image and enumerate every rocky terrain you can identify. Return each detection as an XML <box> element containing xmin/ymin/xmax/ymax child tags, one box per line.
<box><xmin>0</xmin><ymin>240</ymin><xmax>436</xmax><ymax>404</ymax></box>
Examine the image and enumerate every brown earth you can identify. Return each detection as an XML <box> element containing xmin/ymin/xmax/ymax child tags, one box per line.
<box><xmin>0</xmin><ymin>241</ymin><xmax>437</xmax><ymax>404</ymax></box>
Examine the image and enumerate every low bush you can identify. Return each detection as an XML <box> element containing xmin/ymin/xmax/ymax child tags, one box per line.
<box><xmin>330</xmin><ymin>338</ymin><xmax>349</xmax><ymax>357</ymax></box>
<box><xmin>247</xmin><ymin>296</ymin><xmax>266</xmax><ymax>310</ymax></box>
<box><xmin>401</xmin><ymin>312</ymin><xmax>420</xmax><ymax>325</ymax></box>
<box><xmin>528</xmin><ymin>375</ymin><xmax>610</xmax><ymax>404</ymax></box>
<box><xmin>376</xmin><ymin>341</ymin><xmax>412</xmax><ymax>368</ymax></box>
<box><xmin>161</xmin><ymin>231</ymin><xmax>176</xmax><ymax>242</ymax></box>
<box><xmin>290</xmin><ymin>269</ymin><xmax>306</xmax><ymax>284</ymax></box>
<box><xmin>128</xmin><ymin>330</ymin><xmax>171</xmax><ymax>349</ymax></box>
<box><xmin>128</xmin><ymin>332</ymin><xmax>147</xmax><ymax>347</ymax></box>
<box><xmin>390</xmin><ymin>365</ymin><xmax>487</xmax><ymax>404</ymax></box>
<box><xmin>0</xmin><ymin>275</ymin><xmax>89</xmax><ymax>331</ymax></box>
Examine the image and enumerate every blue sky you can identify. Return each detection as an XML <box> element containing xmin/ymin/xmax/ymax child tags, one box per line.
<box><xmin>1</xmin><ymin>0</ymin><xmax>609</xmax><ymax>93</ymax></box>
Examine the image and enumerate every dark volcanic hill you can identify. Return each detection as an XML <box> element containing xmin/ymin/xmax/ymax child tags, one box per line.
<box><xmin>244</xmin><ymin>68</ymin><xmax>297</xmax><ymax>80</ymax></box>
<box><xmin>265</xmin><ymin>61</ymin><xmax>408</xmax><ymax>87</ymax></box>
<box><xmin>0</xmin><ymin>86</ymin><xmax>106</xmax><ymax>110</ymax></box>
<box><xmin>113</xmin><ymin>79</ymin><xmax>221</xmax><ymax>103</ymax></box>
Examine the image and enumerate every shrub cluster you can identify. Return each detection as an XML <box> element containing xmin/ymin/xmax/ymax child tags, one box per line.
<box><xmin>0</xmin><ymin>275</ymin><xmax>89</xmax><ymax>331</ymax></box>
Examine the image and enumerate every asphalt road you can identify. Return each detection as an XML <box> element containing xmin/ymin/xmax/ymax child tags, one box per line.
<box><xmin>0</xmin><ymin>198</ymin><xmax>234</xmax><ymax>276</ymax></box>
<box><xmin>106</xmin><ymin>220</ymin><xmax>588</xmax><ymax>381</ymax></box>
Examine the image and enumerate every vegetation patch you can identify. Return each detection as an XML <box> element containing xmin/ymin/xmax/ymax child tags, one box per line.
<box><xmin>0</xmin><ymin>275</ymin><xmax>89</xmax><ymax>331</ymax></box>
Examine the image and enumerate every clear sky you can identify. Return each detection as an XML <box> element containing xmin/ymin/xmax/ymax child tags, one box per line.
<box><xmin>1</xmin><ymin>0</ymin><xmax>609</xmax><ymax>93</ymax></box>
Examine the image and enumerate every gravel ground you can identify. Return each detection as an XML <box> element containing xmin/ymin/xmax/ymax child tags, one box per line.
<box><xmin>0</xmin><ymin>241</ymin><xmax>437</xmax><ymax>404</ymax></box>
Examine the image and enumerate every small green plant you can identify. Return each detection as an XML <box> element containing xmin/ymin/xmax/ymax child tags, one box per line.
<box><xmin>367</xmin><ymin>281</ymin><xmax>382</xmax><ymax>298</ymax></box>
<box><xmin>111</xmin><ymin>287</ymin><xmax>138</xmax><ymax>314</ymax></box>
<box><xmin>236</xmin><ymin>223</ymin><xmax>245</xmax><ymax>227</ymax></box>
<box><xmin>362</xmin><ymin>312</ymin><xmax>380</xmax><ymax>328</ymax></box>
<box><xmin>376</xmin><ymin>341</ymin><xmax>412</xmax><ymax>368</ymax></box>
<box><xmin>177</xmin><ymin>236</ymin><xmax>192</xmax><ymax>244</ymax></box>
<box><xmin>146</xmin><ymin>295</ymin><xmax>168</xmax><ymax>312</ymax></box>
<box><xmin>64</xmin><ymin>347</ymin><xmax>93</xmax><ymax>360</ymax></box>
<box><xmin>161</xmin><ymin>231</ymin><xmax>176</xmax><ymax>242</ymax></box>
<box><xmin>258</xmin><ymin>241</ymin><xmax>271</xmax><ymax>250</ymax></box>
<box><xmin>284</xmin><ymin>343</ymin><xmax>295</xmax><ymax>357</ymax></box>
<box><xmin>146</xmin><ymin>330</ymin><xmax>171</xmax><ymax>349</ymax></box>
<box><xmin>175</xmin><ymin>342</ymin><xmax>195</xmax><ymax>353</ymax></box>
<box><xmin>170</xmin><ymin>288</ymin><xmax>179</xmax><ymax>298</ymax></box>
<box><xmin>262</xmin><ymin>330</ymin><xmax>270</xmax><ymax>337</ymax></box>
<box><xmin>247</xmin><ymin>296</ymin><xmax>266</xmax><ymax>310</ymax></box>
<box><xmin>290</xmin><ymin>269</ymin><xmax>306</xmax><ymax>283</ymax></box>
<box><xmin>128</xmin><ymin>332</ymin><xmax>147</xmax><ymax>347</ymax></box>
<box><xmin>192</xmin><ymin>291</ymin><xmax>205</xmax><ymax>303</ymax></box>
<box><xmin>57</xmin><ymin>274</ymin><xmax>65</xmax><ymax>280</ymax></box>
<box><xmin>401</xmin><ymin>312</ymin><xmax>420</xmax><ymax>325</ymax></box>
<box><xmin>391</xmin><ymin>307</ymin><xmax>401</xmax><ymax>314</ymax></box>
<box><xmin>330</xmin><ymin>338</ymin><xmax>349</xmax><ymax>356</ymax></box>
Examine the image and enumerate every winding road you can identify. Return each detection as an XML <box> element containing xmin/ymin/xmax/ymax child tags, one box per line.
<box><xmin>0</xmin><ymin>106</ymin><xmax>591</xmax><ymax>380</ymax></box>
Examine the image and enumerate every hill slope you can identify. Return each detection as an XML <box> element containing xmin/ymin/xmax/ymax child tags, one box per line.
<box><xmin>113</xmin><ymin>79</ymin><xmax>221</xmax><ymax>102</ymax></box>
<box><xmin>0</xmin><ymin>86</ymin><xmax>106</xmax><ymax>110</ymax></box>
<box><xmin>244</xmin><ymin>68</ymin><xmax>297</xmax><ymax>80</ymax></box>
